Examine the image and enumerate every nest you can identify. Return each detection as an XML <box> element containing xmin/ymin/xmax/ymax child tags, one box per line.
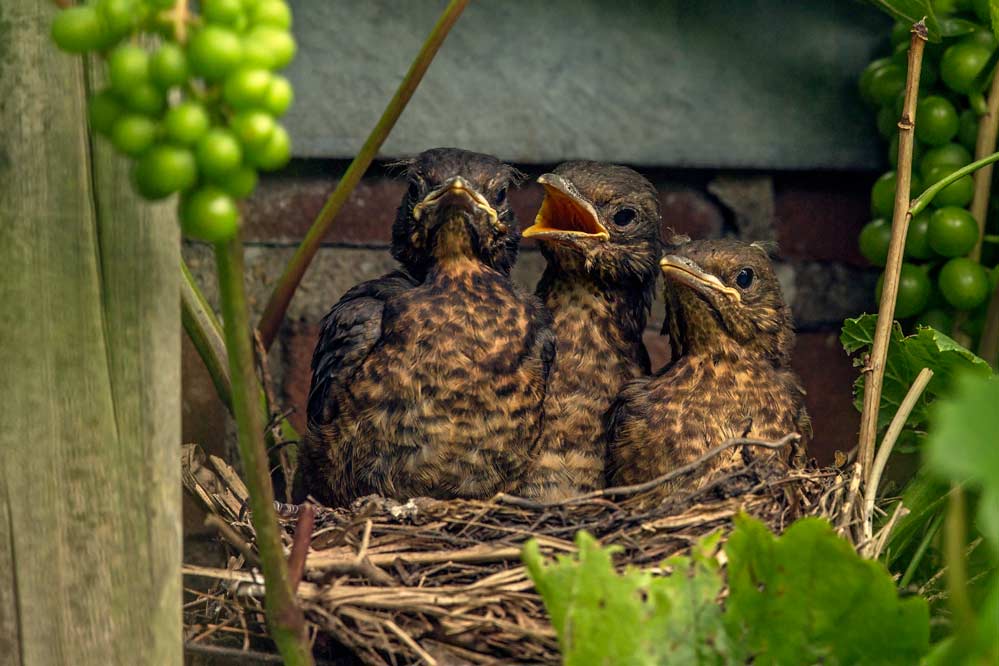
<box><xmin>181</xmin><ymin>438</ymin><xmax>873</xmax><ymax>665</ymax></box>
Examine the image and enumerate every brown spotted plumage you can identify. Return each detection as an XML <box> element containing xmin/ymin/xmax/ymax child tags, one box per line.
<box><xmin>514</xmin><ymin>162</ymin><xmax>662</xmax><ymax>501</ymax></box>
<box><xmin>607</xmin><ymin>238</ymin><xmax>811</xmax><ymax>492</ymax></box>
<box><xmin>295</xmin><ymin>148</ymin><xmax>555</xmax><ymax>507</ymax></box>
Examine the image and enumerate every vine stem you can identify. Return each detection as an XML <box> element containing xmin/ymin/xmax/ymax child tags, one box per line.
<box><xmin>215</xmin><ymin>236</ymin><xmax>313</xmax><ymax>666</ymax></box>
<box><xmin>857</xmin><ymin>21</ymin><xmax>926</xmax><ymax>479</ymax></box>
<box><xmin>862</xmin><ymin>367</ymin><xmax>933</xmax><ymax>542</ymax></box>
<box><xmin>909</xmin><ymin>150</ymin><xmax>999</xmax><ymax>216</ymax></box>
<box><xmin>255</xmin><ymin>0</ymin><xmax>470</xmax><ymax>349</ymax></box>
<box><xmin>181</xmin><ymin>259</ymin><xmax>232</xmax><ymax>408</ymax></box>
<box><xmin>944</xmin><ymin>485</ymin><xmax>974</xmax><ymax>637</ymax></box>
<box><xmin>969</xmin><ymin>65</ymin><xmax>999</xmax><ymax>263</ymax></box>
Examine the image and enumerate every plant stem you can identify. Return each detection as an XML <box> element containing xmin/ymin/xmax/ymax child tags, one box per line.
<box><xmin>970</xmin><ymin>66</ymin><xmax>999</xmax><ymax>262</ymax></box>
<box><xmin>944</xmin><ymin>485</ymin><xmax>974</xmax><ymax>638</ymax></box>
<box><xmin>214</xmin><ymin>237</ymin><xmax>313</xmax><ymax>666</ymax></box>
<box><xmin>899</xmin><ymin>511</ymin><xmax>943</xmax><ymax>588</ymax></box>
<box><xmin>858</xmin><ymin>21</ymin><xmax>927</xmax><ymax>479</ymax></box>
<box><xmin>978</xmin><ymin>284</ymin><xmax>999</xmax><ymax>369</ymax></box>
<box><xmin>181</xmin><ymin>259</ymin><xmax>232</xmax><ymax>408</ymax></box>
<box><xmin>909</xmin><ymin>150</ymin><xmax>999</xmax><ymax>216</ymax></box>
<box><xmin>862</xmin><ymin>367</ymin><xmax>933</xmax><ymax>542</ymax></box>
<box><xmin>255</xmin><ymin>0</ymin><xmax>470</xmax><ymax>349</ymax></box>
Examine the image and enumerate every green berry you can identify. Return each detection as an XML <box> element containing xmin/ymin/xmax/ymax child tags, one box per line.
<box><xmin>188</xmin><ymin>26</ymin><xmax>243</xmax><ymax>80</ymax></box>
<box><xmin>247</xmin><ymin>123</ymin><xmax>290</xmax><ymax>170</ymax></box>
<box><xmin>180</xmin><ymin>187</ymin><xmax>240</xmax><ymax>242</ymax></box>
<box><xmin>196</xmin><ymin>128</ymin><xmax>244</xmax><ymax>178</ymax></box>
<box><xmin>108</xmin><ymin>44</ymin><xmax>150</xmax><ymax>95</ymax></box>
<box><xmin>87</xmin><ymin>91</ymin><xmax>124</xmax><ymax>136</ymax></box>
<box><xmin>263</xmin><ymin>75</ymin><xmax>293</xmax><ymax>116</ymax></box>
<box><xmin>133</xmin><ymin>145</ymin><xmax>198</xmax><ymax>200</ymax></box>
<box><xmin>223</xmin><ymin>68</ymin><xmax>273</xmax><ymax>109</ymax></box>
<box><xmin>242</xmin><ymin>26</ymin><xmax>297</xmax><ymax>70</ymax></box>
<box><xmin>231</xmin><ymin>110</ymin><xmax>276</xmax><ymax>149</ymax></box>
<box><xmin>219</xmin><ymin>166</ymin><xmax>259</xmax><ymax>198</ymax></box>
<box><xmin>51</xmin><ymin>6</ymin><xmax>106</xmax><ymax>53</ymax></box>
<box><xmin>164</xmin><ymin>102</ymin><xmax>210</xmax><ymax>145</ymax></box>
<box><xmin>123</xmin><ymin>83</ymin><xmax>165</xmax><ymax>115</ymax></box>
<box><xmin>111</xmin><ymin>114</ymin><xmax>158</xmax><ymax>156</ymax></box>
<box><xmin>251</xmin><ymin>1</ymin><xmax>292</xmax><ymax>29</ymax></box>
<box><xmin>202</xmin><ymin>0</ymin><xmax>245</xmax><ymax>26</ymax></box>
<box><xmin>150</xmin><ymin>43</ymin><xmax>189</xmax><ymax>89</ymax></box>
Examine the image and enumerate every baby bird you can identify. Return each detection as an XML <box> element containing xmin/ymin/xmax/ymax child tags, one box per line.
<box><xmin>515</xmin><ymin>162</ymin><xmax>662</xmax><ymax>501</ymax></box>
<box><xmin>295</xmin><ymin>148</ymin><xmax>555</xmax><ymax>507</ymax></box>
<box><xmin>607</xmin><ymin>238</ymin><xmax>810</xmax><ymax>490</ymax></box>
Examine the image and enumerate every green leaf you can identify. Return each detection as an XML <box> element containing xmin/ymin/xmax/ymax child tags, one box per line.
<box><xmin>841</xmin><ymin>315</ymin><xmax>991</xmax><ymax>432</ymax></box>
<box><xmin>925</xmin><ymin>372</ymin><xmax>999</xmax><ymax>552</ymax></box>
<box><xmin>524</xmin><ymin>531</ymin><xmax>735</xmax><ymax>665</ymax></box>
<box><xmin>992</xmin><ymin>0</ymin><xmax>999</xmax><ymax>40</ymax></box>
<box><xmin>864</xmin><ymin>0</ymin><xmax>942</xmax><ymax>41</ymax></box>
<box><xmin>725</xmin><ymin>514</ymin><xmax>930</xmax><ymax>666</ymax></box>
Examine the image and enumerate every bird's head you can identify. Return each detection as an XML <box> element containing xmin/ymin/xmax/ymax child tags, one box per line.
<box><xmin>660</xmin><ymin>238</ymin><xmax>793</xmax><ymax>365</ymax></box>
<box><xmin>523</xmin><ymin>161</ymin><xmax>662</xmax><ymax>290</ymax></box>
<box><xmin>392</xmin><ymin>147</ymin><xmax>523</xmax><ymax>277</ymax></box>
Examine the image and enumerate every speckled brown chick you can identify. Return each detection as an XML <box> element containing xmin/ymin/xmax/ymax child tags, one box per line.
<box><xmin>606</xmin><ymin>239</ymin><xmax>811</xmax><ymax>492</ymax></box>
<box><xmin>295</xmin><ymin>148</ymin><xmax>556</xmax><ymax>507</ymax></box>
<box><xmin>513</xmin><ymin>162</ymin><xmax>662</xmax><ymax>501</ymax></box>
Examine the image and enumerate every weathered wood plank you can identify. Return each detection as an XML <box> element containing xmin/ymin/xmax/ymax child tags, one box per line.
<box><xmin>0</xmin><ymin>3</ymin><xmax>181</xmax><ymax>665</ymax></box>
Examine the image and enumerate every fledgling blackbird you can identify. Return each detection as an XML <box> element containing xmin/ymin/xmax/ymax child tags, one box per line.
<box><xmin>295</xmin><ymin>148</ymin><xmax>556</xmax><ymax>507</ymax></box>
<box><xmin>514</xmin><ymin>162</ymin><xmax>662</xmax><ymax>501</ymax></box>
<box><xmin>606</xmin><ymin>238</ymin><xmax>811</xmax><ymax>491</ymax></box>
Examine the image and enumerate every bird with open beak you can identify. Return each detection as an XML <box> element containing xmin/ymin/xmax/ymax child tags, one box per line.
<box><xmin>295</xmin><ymin>148</ymin><xmax>555</xmax><ymax>507</ymax></box>
<box><xmin>606</xmin><ymin>238</ymin><xmax>811</xmax><ymax>493</ymax></box>
<box><xmin>513</xmin><ymin>161</ymin><xmax>662</xmax><ymax>501</ymax></box>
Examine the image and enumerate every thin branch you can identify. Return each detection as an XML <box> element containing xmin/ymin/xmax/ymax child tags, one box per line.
<box><xmin>181</xmin><ymin>259</ymin><xmax>232</xmax><ymax>409</ymax></box>
<box><xmin>215</xmin><ymin>236</ymin><xmax>313</xmax><ymax>666</ymax></box>
<box><xmin>255</xmin><ymin>0</ymin><xmax>471</xmax><ymax>349</ymax></box>
<box><xmin>909</xmin><ymin>150</ymin><xmax>999</xmax><ymax>216</ymax></box>
<box><xmin>858</xmin><ymin>21</ymin><xmax>927</xmax><ymax>478</ymax></box>
<box><xmin>944</xmin><ymin>485</ymin><xmax>975</xmax><ymax>635</ymax></box>
<box><xmin>970</xmin><ymin>65</ymin><xmax>999</xmax><ymax>262</ymax></box>
<box><xmin>496</xmin><ymin>433</ymin><xmax>801</xmax><ymax>510</ymax></box>
<box><xmin>288</xmin><ymin>503</ymin><xmax>315</xmax><ymax>591</ymax></box>
<box><xmin>205</xmin><ymin>514</ymin><xmax>262</xmax><ymax>568</ymax></box>
<box><xmin>863</xmin><ymin>367</ymin><xmax>933</xmax><ymax>541</ymax></box>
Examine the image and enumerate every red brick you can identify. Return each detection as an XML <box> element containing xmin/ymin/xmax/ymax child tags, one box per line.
<box><xmin>774</xmin><ymin>174</ymin><xmax>872</xmax><ymax>265</ymax></box>
<box><xmin>281</xmin><ymin>322</ymin><xmax>320</xmax><ymax>435</ymax></box>
<box><xmin>792</xmin><ymin>331</ymin><xmax>860</xmax><ymax>465</ymax></box>
<box><xmin>660</xmin><ymin>187</ymin><xmax>724</xmax><ymax>241</ymax></box>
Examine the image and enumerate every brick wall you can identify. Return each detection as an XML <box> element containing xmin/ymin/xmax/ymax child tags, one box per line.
<box><xmin>181</xmin><ymin>161</ymin><xmax>877</xmax><ymax>528</ymax></box>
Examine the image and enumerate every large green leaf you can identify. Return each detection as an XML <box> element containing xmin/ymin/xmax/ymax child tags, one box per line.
<box><xmin>523</xmin><ymin>531</ymin><xmax>735</xmax><ymax>666</ymax></box>
<box><xmin>725</xmin><ymin>514</ymin><xmax>930</xmax><ymax>666</ymax></box>
<box><xmin>925</xmin><ymin>372</ymin><xmax>999</xmax><ymax>551</ymax></box>
<box><xmin>864</xmin><ymin>0</ymin><xmax>942</xmax><ymax>41</ymax></box>
<box><xmin>841</xmin><ymin>315</ymin><xmax>991</xmax><ymax>433</ymax></box>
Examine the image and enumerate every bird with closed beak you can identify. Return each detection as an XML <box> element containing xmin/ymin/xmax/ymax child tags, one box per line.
<box><xmin>607</xmin><ymin>238</ymin><xmax>811</xmax><ymax>493</ymax></box>
<box><xmin>514</xmin><ymin>161</ymin><xmax>662</xmax><ymax>501</ymax></box>
<box><xmin>295</xmin><ymin>148</ymin><xmax>556</xmax><ymax>507</ymax></box>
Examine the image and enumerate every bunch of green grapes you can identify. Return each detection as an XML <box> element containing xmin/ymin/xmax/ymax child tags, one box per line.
<box><xmin>51</xmin><ymin>0</ymin><xmax>295</xmax><ymax>242</ymax></box>
<box><xmin>858</xmin><ymin>0</ymin><xmax>999</xmax><ymax>344</ymax></box>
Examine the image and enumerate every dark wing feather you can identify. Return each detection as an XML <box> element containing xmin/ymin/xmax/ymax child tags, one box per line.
<box><xmin>306</xmin><ymin>270</ymin><xmax>417</xmax><ymax>426</ymax></box>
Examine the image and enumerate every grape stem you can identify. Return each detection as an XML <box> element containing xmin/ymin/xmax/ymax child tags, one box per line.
<box><xmin>968</xmin><ymin>66</ymin><xmax>999</xmax><ymax>262</ymax></box>
<box><xmin>255</xmin><ymin>0</ymin><xmax>471</xmax><ymax>350</ymax></box>
<box><xmin>214</xmin><ymin>236</ymin><xmax>314</xmax><ymax>666</ymax></box>
<box><xmin>908</xmin><ymin>149</ymin><xmax>999</xmax><ymax>216</ymax></box>
<box><xmin>857</xmin><ymin>20</ymin><xmax>927</xmax><ymax>480</ymax></box>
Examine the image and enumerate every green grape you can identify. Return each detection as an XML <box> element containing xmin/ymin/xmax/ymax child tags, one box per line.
<box><xmin>247</xmin><ymin>123</ymin><xmax>290</xmax><ymax>170</ymax></box>
<box><xmin>133</xmin><ymin>145</ymin><xmax>198</xmax><ymax>200</ymax></box>
<box><xmin>97</xmin><ymin>0</ymin><xmax>143</xmax><ymax>42</ymax></box>
<box><xmin>905</xmin><ymin>210</ymin><xmax>936</xmax><ymax>260</ymax></box>
<box><xmin>150</xmin><ymin>43</ymin><xmax>189</xmax><ymax>89</ymax></box>
<box><xmin>877</xmin><ymin>105</ymin><xmax>897</xmax><ymax>139</ymax></box>
<box><xmin>915</xmin><ymin>308</ymin><xmax>955</xmax><ymax>334</ymax></box>
<box><xmin>164</xmin><ymin>102</ymin><xmax>210</xmax><ymax>145</ymax></box>
<box><xmin>940</xmin><ymin>41</ymin><xmax>992</xmax><ymax>94</ymax></box>
<box><xmin>219</xmin><ymin>166</ymin><xmax>259</xmax><ymax>198</ymax></box>
<box><xmin>915</xmin><ymin>96</ymin><xmax>959</xmax><ymax>146</ymax></box>
<box><xmin>920</xmin><ymin>143</ymin><xmax>972</xmax><ymax>180</ymax></box>
<box><xmin>242</xmin><ymin>26</ymin><xmax>297</xmax><ymax>70</ymax></box>
<box><xmin>111</xmin><ymin>114</ymin><xmax>158</xmax><ymax>156</ymax></box>
<box><xmin>251</xmin><ymin>1</ymin><xmax>292</xmax><ymax>29</ymax></box>
<box><xmin>109</xmin><ymin>44</ymin><xmax>150</xmax><ymax>95</ymax></box>
<box><xmin>876</xmin><ymin>263</ymin><xmax>932</xmax><ymax>319</ymax></box>
<box><xmin>928</xmin><ymin>207</ymin><xmax>980</xmax><ymax>257</ymax></box>
<box><xmin>263</xmin><ymin>75</ymin><xmax>293</xmax><ymax>116</ymax></box>
<box><xmin>180</xmin><ymin>186</ymin><xmax>240</xmax><ymax>242</ymax></box>
<box><xmin>223</xmin><ymin>68</ymin><xmax>274</xmax><ymax>109</ymax></box>
<box><xmin>859</xmin><ymin>218</ymin><xmax>892</xmax><ymax>266</ymax></box>
<box><xmin>197</xmin><ymin>128</ymin><xmax>244</xmax><ymax>178</ymax></box>
<box><xmin>87</xmin><ymin>91</ymin><xmax>124</xmax><ymax>136</ymax></box>
<box><xmin>124</xmin><ymin>83</ymin><xmax>165</xmax><ymax>115</ymax></box>
<box><xmin>202</xmin><ymin>0</ymin><xmax>246</xmax><ymax>26</ymax></box>
<box><xmin>51</xmin><ymin>6</ymin><xmax>106</xmax><ymax>54</ymax></box>
<box><xmin>188</xmin><ymin>26</ymin><xmax>244</xmax><ymax>80</ymax></box>
<box><xmin>231</xmin><ymin>110</ymin><xmax>276</xmax><ymax>149</ymax></box>
<box><xmin>957</xmin><ymin>108</ymin><xmax>979</xmax><ymax>151</ymax></box>
<box><xmin>932</xmin><ymin>173</ymin><xmax>974</xmax><ymax>207</ymax></box>
<box><xmin>939</xmin><ymin>257</ymin><xmax>990</xmax><ymax>310</ymax></box>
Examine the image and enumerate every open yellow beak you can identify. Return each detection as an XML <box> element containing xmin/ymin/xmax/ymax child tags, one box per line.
<box><xmin>522</xmin><ymin>173</ymin><xmax>609</xmax><ymax>241</ymax></box>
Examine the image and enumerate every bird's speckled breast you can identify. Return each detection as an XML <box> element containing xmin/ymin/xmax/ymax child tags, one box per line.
<box><xmin>523</xmin><ymin>279</ymin><xmax>646</xmax><ymax>498</ymax></box>
<box><xmin>610</xmin><ymin>347</ymin><xmax>807</xmax><ymax>487</ymax></box>
<box><xmin>342</xmin><ymin>258</ymin><xmax>548</xmax><ymax>500</ymax></box>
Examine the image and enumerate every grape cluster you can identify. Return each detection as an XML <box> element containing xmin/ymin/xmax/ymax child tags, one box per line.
<box><xmin>859</xmin><ymin>0</ymin><xmax>999</xmax><ymax>342</ymax></box>
<box><xmin>51</xmin><ymin>0</ymin><xmax>295</xmax><ymax>242</ymax></box>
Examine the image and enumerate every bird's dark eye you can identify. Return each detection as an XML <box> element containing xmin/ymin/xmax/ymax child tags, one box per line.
<box><xmin>735</xmin><ymin>268</ymin><xmax>755</xmax><ymax>289</ymax></box>
<box><xmin>613</xmin><ymin>207</ymin><xmax>637</xmax><ymax>226</ymax></box>
<box><xmin>494</xmin><ymin>186</ymin><xmax>508</xmax><ymax>205</ymax></box>
<box><xmin>408</xmin><ymin>180</ymin><xmax>421</xmax><ymax>201</ymax></box>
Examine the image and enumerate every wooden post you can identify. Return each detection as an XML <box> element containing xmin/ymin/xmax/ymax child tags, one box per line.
<box><xmin>0</xmin><ymin>2</ymin><xmax>181</xmax><ymax>665</ymax></box>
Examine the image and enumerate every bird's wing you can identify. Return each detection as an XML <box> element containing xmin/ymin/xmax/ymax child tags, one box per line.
<box><xmin>306</xmin><ymin>270</ymin><xmax>417</xmax><ymax>425</ymax></box>
<box><xmin>603</xmin><ymin>376</ymin><xmax>652</xmax><ymax>484</ymax></box>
